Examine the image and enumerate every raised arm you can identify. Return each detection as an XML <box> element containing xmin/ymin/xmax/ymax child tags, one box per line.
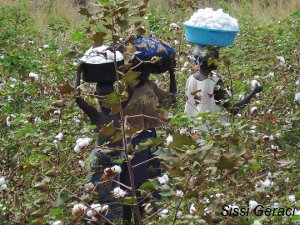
<box><xmin>75</xmin><ymin>97</ymin><xmax>99</xmax><ymax>125</ymax></box>
<box><xmin>214</xmin><ymin>80</ymin><xmax>263</xmax><ymax>115</ymax></box>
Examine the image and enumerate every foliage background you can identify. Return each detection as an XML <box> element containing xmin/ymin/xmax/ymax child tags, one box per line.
<box><xmin>0</xmin><ymin>0</ymin><xmax>299</xmax><ymax>224</ymax></box>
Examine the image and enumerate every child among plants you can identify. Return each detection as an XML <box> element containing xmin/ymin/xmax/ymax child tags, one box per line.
<box><xmin>184</xmin><ymin>45</ymin><xmax>263</xmax><ymax>130</ymax></box>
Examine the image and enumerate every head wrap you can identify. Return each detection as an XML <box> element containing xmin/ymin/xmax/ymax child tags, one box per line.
<box><xmin>191</xmin><ymin>45</ymin><xmax>220</xmax><ymax>65</ymax></box>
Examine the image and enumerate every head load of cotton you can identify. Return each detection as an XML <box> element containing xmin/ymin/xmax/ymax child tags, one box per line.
<box><xmin>80</xmin><ymin>45</ymin><xmax>123</xmax><ymax>64</ymax></box>
<box><xmin>185</xmin><ymin>8</ymin><xmax>239</xmax><ymax>31</ymax></box>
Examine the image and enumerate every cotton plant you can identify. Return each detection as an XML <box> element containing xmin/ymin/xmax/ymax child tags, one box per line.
<box><xmin>72</xmin><ymin>203</ymin><xmax>87</xmax><ymax>217</ymax></box>
<box><xmin>185</xmin><ymin>8</ymin><xmax>239</xmax><ymax>30</ymax></box>
<box><xmin>158</xmin><ymin>174</ymin><xmax>170</xmax><ymax>185</ymax></box>
<box><xmin>52</xmin><ymin>221</ymin><xmax>63</xmax><ymax>225</ymax></box>
<box><xmin>29</xmin><ymin>72</ymin><xmax>39</xmax><ymax>80</ymax></box>
<box><xmin>74</xmin><ymin>137</ymin><xmax>93</xmax><ymax>153</ymax></box>
<box><xmin>0</xmin><ymin>177</ymin><xmax>8</xmax><ymax>191</ymax></box>
<box><xmin>86</xmin><ymin>203</ymin><xmax>109</xmax><ymax>221</ymax></box>
<box><xmin>112</xmin><ymin>187</ymin><xmax>126</xmax><ymax>198</ymax></box>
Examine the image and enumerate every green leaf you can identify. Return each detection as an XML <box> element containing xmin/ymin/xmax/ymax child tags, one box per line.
<box><xmin>140</xmin><ymin>180</ymin><xmax>158</xmax><ymax>191</ymax></box>
<box><xmin>48</xmin><ymin>208</ymin><xmax>64</xmax><ymax>216</ymax></box>
<box><xmin>92</xmin><ymin>31</ymin><xmax>106</xmax><ymax>46</ymax></box>
<box><xmin>53</xmin><ymin>191</ymin><xmax>69</xmax><ymax>207</ymax></box>
<box><xmin>123</xmin><ymin>197</ymin><xmax>136</xmax><ymax>204</ymax></box>
<box><xmin>135</xmin><ymin>137</ymin><xmax>162</xmax><ymax>151</ymax></box>
<box><xmin>121</xmin><ymin>70</ymin><xmax>141</xmax><ymax>84</ymax></box>
<box><xmin>99</xmin><ymin>122</ymin><xmax>116</xmax><ymax>136</ymax></box>
<box><xmin>98</xmin><ymin>0</ymin><xmax>109</xmax><ymax>4</ymax></box>
<box><xmin>71</xmin><ymin>32</ymin><xmax>85</xmax><ymax>42</ymax></box>
<box><xmin>168</xmin><ymin>132</ymin><xmax>194</xmax><ymax>148</ymax></box>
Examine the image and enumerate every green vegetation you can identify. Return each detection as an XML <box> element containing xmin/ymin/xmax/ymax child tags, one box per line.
<box><xmin>0</xmin><ymin>0</ymin><xmax>299</xmax><ymax>224</ymax></box>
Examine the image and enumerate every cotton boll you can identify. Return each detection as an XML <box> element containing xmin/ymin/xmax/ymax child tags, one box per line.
<box><xmin>190</xmin><ymin>204</ymin><xmax>197</xmax><ymax>215</ymax></box>
<box><xmin>29</xmin><ymin>72</ymin><xmax>39</xmax><ymax>80</ymax></box>
<box><xmin>144</xmin><ymin>203</ymin><xmax>153</xmax><ymax>214</ymax></box>
<box><xmin>74</xmin><ymin>145</ymin><xmax>81</xmax><ymax>153</ymax></box>
<box><xmin>34</xmin><ymin>117</ymin><xmax>42</xmax><ymax>124</ymax></box>
<box><xmin>158</xmin><ymin>174</ymin><xmax>170</xmax><ymax>185</ymax></box>
<box><xmin>183</xmin><ymin>62</ymin><xmax>189</xmax><ymax>68</ymax></box>
<box><xmin>52</xmin><ymin>221</ymin><xmax>63</xmax><ymax>225</ymax></box>
<box><xmin>176</xmin><ymin>190</ymin><xmax>184</xmax><ymax>198</ymax></box>
<box><xmin>250</xmin><ymin>106</ymin><xmax>258</xmax><ymax>114</ymax></box>
<box><xmin>252</xmin><ymin>220</ymin><xmax>262</xmax><ymax>225</ymax></box>
<box><xmin>294</xmin><ymin>93</ymin><xmax>300</xmax><ymax>101</ymax></box>
<box><xmin>84</xmin><ymin>183</ymin><xmax>95</xmax><ymax>192</ymax></box>
<box><xmin>111</xmin><ymin>165</ymin><xmax>122</xmax><ymax>174</ymax></box>
<box><xmin>78</xmin><ymin>160</ymin><xmax>85</xmax><ymax>168</ymax></box>
<box><xmin>72</xmin><ymin>203</ymin><xmax>87</xmax><ymax>216</ymax></box>
<box><xmin>0</xmin><ymin>184</ymin><xmax>8</xmax><ymax>191</ymax></box>
<box><xmin>249</xmin><ymin>200</ymin><xmax>258</xmax><ymax>210</ymax></box>
<box><xmin>288</xmin><ymin>195</ymin><xmax>296</xmax><ymax>202</ymax></box>
<box><xmin>6</xmin><ymin>115</ymin><xmax>12</xmax><ymax>127</ymax></box>
<box><xmin>0</xmin><ymin>177</ymin><xmax>5</xmax><ymax>186</ymax></box>
<box><xmin>277</xmin><ymin>56</ymin><xmax>285</xmax><ymax>66</ymax></box>
<box><xmin>113</xmin><ymin>187</ymin><xmax>127</xmax><ymax>198</ymax></box>
<box><xmin>0</xmin><ymin>54</ymin><xmax>4</xmax><ymax>60</ymax></box>
<box><xmin>55</xmin><ymin>132</ymin><xmax>64</xmax><ymax>140</ymax></box>
<box><xmin>166</xmin><ymin>135</ymin><xmax>173</xmax><ymax>145</ymax></box>
<box><xmin>43</xmin><ymin>44</ymin><xmax>49</xmax><ymax>49</ymax></box>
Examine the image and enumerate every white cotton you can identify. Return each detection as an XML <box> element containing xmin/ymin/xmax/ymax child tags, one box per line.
<box><xmin>53</xmin><ymin>109</ymin><xmax>61</xmax><ymax>115</ymax></box>
<box><xmin>76</xmin><ymin>137</ymin><xmax>92</xmax><ymax>148</ymax></box>
<box><xmin>250</xmin><ymin>106</ymin><xmax>258</xmax><ymax>113</ymax></box>
<box><xmin>55</xmin><ymin>132</ymin><xmax>64</xmax><ymax>140</ymax></box>
<box><xmin>249</xmin><ymin>200</ymin><xmax>258</xmax><ymax>210</ymax></box>
<box><xmin>267</xmin><ymin>72</ymin><xmax>275</xmax><ymax>77</ymax></box>
<box><xmin>295</xmin><ymin>210</ymin><xmax>300</xmax><ymax>216</ymax></box>
<box><xmin>29</xmin><ymin>40</ymin><xmax>34</xmax><ymax>44</ymax></box>
<box><xmin>0</xmin><ymin>54</ymin><xmax>4</xmax><ymax>60</ymax></box>
<box><xmin>84</xmin><ymin>183</ymin><xmax>94</xmax><ymax>192</ymax></box>
<box><xmin>43</xmin><ymin>44</ymin><xmax>49</xmax><ymax>49</ymax></box>
<box><xmin>34</xmin><ymin>117</ymin><xmax>42</xmax><ymax>124</ymax></box>
<box><xmin>72</xmin><ymin>203</ymin><xmax>87</xmax><ymax>216</ymax></box>
<box><xmin>179</xmin><ymin>128</ymin><xmax>187</xmax><ymax>134</ymax></box>
<box><xmin>183</xmin><ymin>61</ymin><xmax>189</xmax><ymax>68</ymax></box>
<box><xmin>80</xmin><ymin>45</ymin><xmax>123</xmax><ymax>64</ymax></box>
<box><xmin>176</xmin><ymin>190</ymin><xmax>184</xmax><ymax>198</ymax></box>
<box><xmin>144</xmin><ymin>203</ymin><xmax>153</xmax><ymax>214</ymax></box>
<box><xmin>113</xmin><ymin>187</ymin><xmax>126</xmax><ymax>198</ymax></box>
<box><xmin>174</xmin><ymin>40</ymin><xmax>179</xmax><ymax>45</ymax></box>
<box><xmin>169</xmin><ymin>22</ymin><xmax>181</xmax><ymax>30</ymax></box>
<box><xmin>111</xmin><ymin>165</ymin><xmax>122</xmax><ymax>174</ymax></box>
<box><xmin>158</xmin><ymin>174</ymin><xmax>170</xmax><ymax>185</ymax></box>
<box><xmin>6</xmin><ymin>116</ymin><xmax>12</xmax><ymax>127</ymax></box>
<box><xmin>190</xmin><ymin>204</ymin><xmax>197</xmax><ymax>215</ymax></box>
<box><xmin>0</xmin><ymin>184</ymin><xmax>7</xmax><ymax>191</ymax></box>
<box><xmin>277</xmin><ymin>56</ymin><xmax>285</xmax><ymax>66</ymax></box>
<box><xmin>74</xmin><ymin>145</ymin><xmax>81</xmax><ymax>153</ymax></box>
<box><xmin>294</xmin><ymin>93</ymin><xmax>300</xmax><ymax>101</ymax></box>
<box><xmin>176</xmin><ymin>210</ymin><xmax>183</xmax><ymax>218</ymax></box>
<box><xmin>263</xmin><ymin>135</ymin><xmax>274</xmax><ymax>141</ymax></box>
<box><xmin>9</xmin><ymin>78</ymin><xmax>17</xmax><ymax>82</ymax></box>
<box><xmin>185</xmin><ymin>8</ymin><xmax>239</xmax><ymax>31</ymax></box>
<box><xmin>166</xmin><ymin>135</ymin><xmax>173</xmax><ymax>145</ymax></box>
<box><xmin>250</xmin><ymin>80</ymin><xmax>261</xmax><ymax>90</ymax></box>
<box><xmin>38</xmin><ymin>48</ymin><xmax>42</xmax><ymax>51</ymax></box>
<box><xmin>78</xmin><ymin>160</ymin><xmax>85</xmax><ymax>168</ymax></box>
<box><xmin>288</xmin><ymin>195</ymin><xmax>296</xmax><ymax>202</ymax></box>
<box><xmin>162</xmin><ymin>209</ymin><xmax>169</xmax><ymax>214</ymax></box>
<box><xmin>52</xmin><ymin>221</ymin><xmax>63</xmax><ymax>225</ymax></box>
<box><xmin>296</xmin><ymin>80</ymin><xmax>300</xmax><ymax>86</ymax></box>
<box><xmin>29</xmin><ymin>72</ymin><xmax>39</xmax><ymax>80</ymax></box>
<box><xmin>252</xmin><ymin>220</ymin><xmax>262</xmax><ymax>225</ymax></box>
<box><xmin>0</xmin><ymin>177</ymin><xmax>5</xmax><ymax>186</ymax></box>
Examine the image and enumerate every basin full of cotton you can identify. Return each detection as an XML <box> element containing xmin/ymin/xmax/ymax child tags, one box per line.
<box><xmin>185</xmin><ymin>8</ymin><xmax>239</xmax><ymax>31</ymax></box>
<box><xmin>80</xmin><ymin>45</ymin><xmax>123</xmax><ymax>64</ymax></box>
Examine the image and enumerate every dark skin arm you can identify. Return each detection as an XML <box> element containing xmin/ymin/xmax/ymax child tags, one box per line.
<box><xmin>214</xmin><ymin>79</ymin><xmax>263</xmax><ymax>115</ymax></box>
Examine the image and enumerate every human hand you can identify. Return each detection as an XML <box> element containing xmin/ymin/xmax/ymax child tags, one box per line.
<box><xmin>254</xmin><ymin>83</ymin><xmax>263</xmax><ymax>94</ymax></box>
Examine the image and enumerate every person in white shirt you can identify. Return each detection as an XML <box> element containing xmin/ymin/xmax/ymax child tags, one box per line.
<box><xmin>185</xmin><ymin>45</ymin><xmax>263</xmax><ymax>130</ymax></box>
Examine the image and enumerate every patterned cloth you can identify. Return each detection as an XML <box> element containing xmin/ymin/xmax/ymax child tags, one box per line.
<box><xmin>120</xmin><ymin>129</ymin><xmax>161</xmax><ymax>203</ymax></box>
<box><xmin>89</xmin><ymin>152</ymin><xmax>123</xmax><ymax>222</ymax></box>
<box><xmin>132</xmin><ymin>36</ymin><xmax>176</xmax><ymax>74</ymax></box>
